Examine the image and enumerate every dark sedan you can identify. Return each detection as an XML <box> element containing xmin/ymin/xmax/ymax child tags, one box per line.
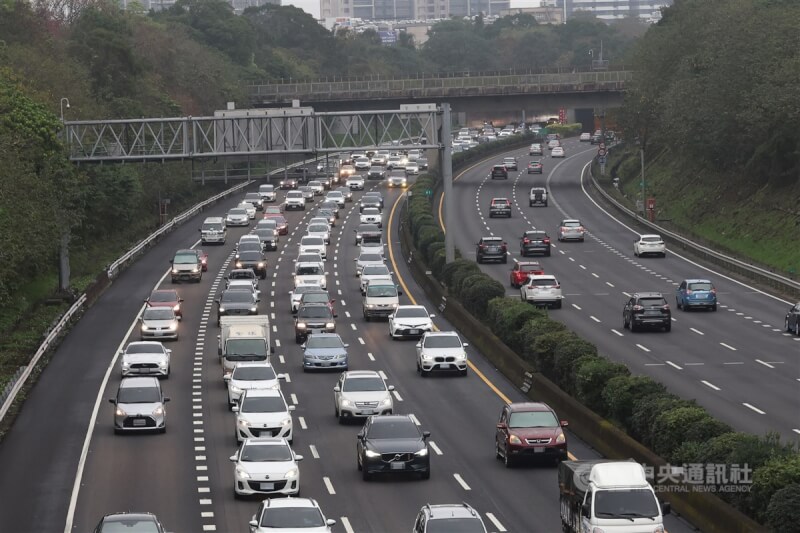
<box><xmin>357</xmin><ymin>414</ymin><xmax>430</xmax><ymax>480</ymax></box>
<box><xmin>527</xmin><ymin>160</ymin><xmax>543</xmax><ymax>174</ymax></box>
<box><xmin>520</xmin><ymin>230</ymin><xmax>551</xmax><ymax>257</ymax></box>
<box><xmin>216</xmin><ymin>289</ymin><xmax>258</xmax><ymax>325</ymax></box>
<box><xmin>785</xmin><ymin>302</ymin><xmax>800</xmax><ymax>336</ymax></box>
<box><xmin>253</xmin><ymin>228</ymin><xmax>279</xmax><ymax>251</ymax></box>
<box><xmin>236</xmin><ymin>251</ymin><xmax>267</xmax><ymax>279</ymax></box>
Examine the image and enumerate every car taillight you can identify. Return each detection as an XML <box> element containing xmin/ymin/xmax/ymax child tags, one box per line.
<box><xmin>523</xmin><ymin>238</ymin><xmax>530</xmax><ymax>243</ymax></box>
<box><xmin>685</xmin><ymin>289</ymin><xmax>693</xmax><ymax>295</ymax></box>
<box><xmin>710</xmin><ymin>288</ymin><xmax>717</xmax><ymax>294</ymax></box>
<box><xmin>553</xmin><ymin>284</ymin><xmax>560</xmax><ymax>289</ymax></box>
<box><xmin>633</xmin><ymin>305</ymin><xmax>644</xmax><ymax>311</ymax></box>
<box><xmin>578</xmin><ymin>226</ymin><xmax>585</xmax><ymax>232</ymax></box>
<box><xmin>662</xmin><ymin>304</ymin><xmax>670</xmax><ymax>311</ymax></box>
<box><xmin>543</xmin><ymin>238</ymin><xmax>550</xmax><ymax>244</ymax></box>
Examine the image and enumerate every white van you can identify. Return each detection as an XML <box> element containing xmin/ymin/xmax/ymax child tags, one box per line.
<box><xmin>258</xmin><ymin>184</ymin><xmax>276</xmax><ymax>202</ymax></box>
<box><xmin>362</xmin><ymin>279</ymin><xmax>402</xmax><ymax>321</ymax></box>
<box><xmin>200</xmin><ymin>217</ymin><xmax>227</xmax><ymax>245</ymax></box>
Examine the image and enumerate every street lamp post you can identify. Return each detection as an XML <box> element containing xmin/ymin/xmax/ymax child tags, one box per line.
<box><xmin>58</xmin><ymin>97</ymin><xmax>71</xmax><ymax>294</ymax></box>
<box><xmin>60</xmin><ymin>97</ymin><xmax>70</xmax><ymax>123</ymax></box>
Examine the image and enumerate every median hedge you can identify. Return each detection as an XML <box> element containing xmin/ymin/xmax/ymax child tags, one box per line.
<box><xmin>403</xmin><ymin>135</ymin><xmax>800</xmax><ymax>530</ymax></box>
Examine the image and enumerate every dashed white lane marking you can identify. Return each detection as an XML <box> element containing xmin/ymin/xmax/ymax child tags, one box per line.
<box><xmin>605</xmin><ymin>281</ymin><xmax>615</xmax><ymax>287</ymax></box>
<box><xmin>309</xmin><ymin>445</ymin><xmax>320</xmax><ymax>459</ymax></box>
<box><xmin>485</xmin><ymin>513</ymin><xmax>507</xmax><ymax>532</ymax></box>
<box><xmin>429</xmin><ymin>441</ymin><xmax>443</xmax><ymax>455</ymax></box>
<box><xmin>409</xmin><ymin>414</ymin><xmax>421</xmax><ymax>426</ymax></box>
<box><xmin>755</xmin><ymin>359</ymin><xmax>774</xmax><ymax>369</ymax></box>
<box><xmin>345</xmin><ymin>311</ymin><xmax>351</xmax><ymax>318</ymax></box>
<box><xmin>611</xmin><ymin>329</ymin><xmax>624</xmax><ymax>337</ymax></box>
<box><xmin>720</xmin><ymin>342</ymin><xmax>737</xmax><ymax>351</ymax></box>
<box><xmin>690</xmin><ymin>327</ymin><xmax>704</xmax><ymax>335</ymax></box>
<box><xmin>299</xmin><ymin>417</ymin><xmax>307</xmax><ymax>429</ymax></box>
<box><xmin>350</xmin><ymin>323</ymin><xmax>357</xmax><ymax>330</ymax></box>
<box><xmin>571</xmin><ymin>303</ymin><xmax>582</xmax><ymax>310</ymax></box>
<box><xmin>590</xmin><ymin>316</ymin><xmax>600</xmax><ymax>323</ymax></box>
<box><xmin>793</xmin><ymin>429</ymin><xmax>800</xmax><ymax>436</ymax></box>
<box><xmin>392</xmin><ymin>390</ymin><xmax>403</xmax><ymax>402</ymax></box>
<box><xmin>341</xmin><ymin>517</ymin><xmax>355</xmax><ymax>533</ymax></box>
<box><xmin>283</xmin><ymin>373</ymin><xmax>291</xmax><ymax>383</ymax></box>
<box><xmin>358</xmin><ymin>337</ymin><xmax>365</xmax><ymax>345</ymax></box>
<box><xmin>323</xmin><ymin>477</ymin><xmax>336</xmax><ymax>494</ymax></box>
<box><xmin>743</xmin><ymin>403</ymin><xmax>766</xmax><ymax>415</ymax></box>
<box><xmin>279</xmin><ymin>355</ymin><xmax>285</xmax><ymax>364</ymax></box>
<box><xmin>453</xmin><ymin>473</ymin><xmax>471</xmax><ymax>490</ymax></box>
<box><xmin>701</xmin><ymin>380</ymin><xmax>721</xmax><ymax>391</ymax></box>
<box><xmin>665</xmin><ymin>360</ymin><xmax>683</xmax><ymax>370</ymax></box>
<box><xmin>290</xmin><ymin>393</ymin><xmax>298</xmax><ymax>405</ymax></box>
<box><xmin>367</xmin><ymin>352</ymin><xmax>375</xmax><ymax>361</ymax></box>
<box><xmin>635</xmin><ymin>344</ymin><xmax>650</xmax><ymax>352</ymax></box>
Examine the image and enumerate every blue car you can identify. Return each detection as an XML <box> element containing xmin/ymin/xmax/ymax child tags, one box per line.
<box><xmin>676</xmin><ymin>279</ymin><xmax>717</xmax><ymax>311</ymax></box>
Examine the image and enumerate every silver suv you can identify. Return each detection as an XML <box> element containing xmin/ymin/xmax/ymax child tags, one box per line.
<box><xmin>109</xmin><ymin>376</ymin><xmax>170</xmax><ymax>434</ymax></box>
<box><xmin>333</xmin><ymin>370</ymin><xmax>394</xmax><ymax>424</ymax></box>
<box><xmin>413</xmin><ymin>503</ymin><xmax>487</xmax><ymax>533</ymax></box>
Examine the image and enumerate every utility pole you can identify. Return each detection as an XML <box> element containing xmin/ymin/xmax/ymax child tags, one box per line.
<box><xmin>640</xmin><ymin>146</ymin><xmax>646</xmax><ymax>216</ymax></box>
<box><xmin>442</xmin><ymin>103</ymin><xmax>455</xmax><ymax>263</ymax></box>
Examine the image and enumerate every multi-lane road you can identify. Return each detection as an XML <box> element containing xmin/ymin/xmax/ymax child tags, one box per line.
<box><xmin>0</xmin><ymin>145</ymin><xmax>721</xmax><ymax>533</ymax></box>
<box><xmin>443</xmin><ymin>138</ymin><xmax>800</xmax><ymax>441</ymax></box>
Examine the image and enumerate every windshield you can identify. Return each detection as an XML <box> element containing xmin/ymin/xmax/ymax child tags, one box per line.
<box><xmin>640</xmin><ymin>298</ymin><xmax>667</xmax><ymax>307</ymax></box>
<box><xmin>301</xmin><ymin>294</ymin><xmax>329</xmax><ymax>304</ymax></box>
<box><xmin>594</xmin><ymin>488</ymin><xmax>659</xmax><ymax>518</ymax></box>
<box><xmin>306</xmin><ymin>336</ymin><xmax>343</xmax><ymax>349</ymax></box>
<box><xmin>148</xmin><ymin>291</ymin><xmax>177</xmax><ymax>303</ymax></box>
<box><xmin>143</xmin><ymin>308</ymin><xmax>174</xmax><ymax>320</ymax></box>
<box><xmin>238</xmin><ymin>243</ymin><xmax>261</xmax><ymax>252</ymax></box>
<box><xmin>508</xmin><ymin>411</ymin><xmax>558</xmax><ymax>428</ymax></box>
<box><xmin>363</xmin><ymin>208</ymin><xmax>380</xmax><ymax>215</ymax></box>
<box><xmin>359</xmin><ymin>254</ymin><xmax>383</xmax><ymax>263</ymax></box>
<box><xmin>563</xmin><ymin>221</ymin><xmax>581</xmax><ymax>228</ymax></box>
<box><xmin>260</xmin><ymin>508</ymin><xmax>325</xmax><ymax>528</ymax></box>
<box><xmin>368</xmin><ymin>419</ymin><xmax>418</xmax><ymax>439</ymax></box>
<box><xmin>225</xmin><ymin>339</ymin><xmax>267</xmax><ymax>361</ymax></box>
<box><xmin>423</xmin><ymin>335</ymin><xmax>461</xmax><ymax>349</ymax></box>
<box><xmin>126</xmin><ymin>344</ymin><xmax>164</xmax><ymax>354</ymax></box>
<box><xmin>367</xmin><ymin>286</ymin><xmax>397</xmax><ymax>297</ymax></box>
<box><xmin>342</xmin><ymin>377</ymin><xmax>385</xmax><ymax>392</ymax></box>
<box><xmin>232</xmin><ymin>366</ymin><xmax>276</xmax><ymax>381</ymax></box>
<box><xmin>229</xmin><ymin>270</ymin><xmax>255</xmax><ymax>280</ymax></box>
<box><xmin>293</xmin><ymin>286</ymin><xmax>319</xmax><ymax>296</ymax></box>
<box><xmin>258</xmin><ymin>221</ymin><xmax>277</xmax><ymax>229</ymax></box>
<box><xmin>202</xmin><ymin>223</ymin><xmax>223</xmax><ymax>231</ymax></box>
<box><xmin>688</xmin><ymin>282</ymin><xmax>713</xmax><ymax>291</ymax></box>
<box><xmin>425</xmin><ymin>518</ymin><xmax>487</xmax><ymax>533</ymax></box>
<box><xmin>260</xmin><ymin>185</ymin><xmax>274</xmax><ymax>192</ymax></box>
<box><xmin>299</xmin><ymin>306</ymin><xmax>333</xmax><ymax>319</ymax></box>
<box><xmin>287</xmin><ymin>192</ymin><xmax>303</xmax><ymax>198</ymax></box>
<box><xmin>642</xmin><ymin>236</ymin><xmax>662</xmax><ymax>242</ymax></box>
<box><xmin>297</xmin><ymin>265</ymin><xmax>323</xmax><ymax>275</ymax></box>
<box><xmin>308</xmin><ymin>225</ymin><xmax>328</xmax><ymax>233</ymax></box>
<box><xmin>241</xmin><ymin>396</ymin><xmax>286</xmax><ymax>413</ymax></box>
<box><xmin>238</xmin><ymin>252</ymin><xmax>262</xmax><ymax>262</ymax></box>
<box><xmin>395</xmin><ymin>307</ymin><xmax>428</xmax><ymax>318</ymax></box>
<box><xmin>118</xmin><ymin>386</ymin><xmax>160</xmax><ymax>404</ymax></box>
<box><xmin>362</xmin><ymin>266</ymin><xmax>390</xmax><ymax>276</ymax></box>
<box><xmin>302</xmin><ymin>237</ymin><xmax>324</xmax><ymax>246</ymax></box>
<box><xmin>229</xmin><ymin>209</ymin><xmax>246</xmax><ymax>216</ymax></box>
<box><xmin>99</xmin><ymin>519</ymin><xmax>161</xmax><ymax>533</ymax></box>
<box><xmin>173</xmin><ymin>253</ymin><xmax>197</xmax><ymax>265</ymax></box>
<box><xmin>221</xmin><ymin>291</ymin><xmax>253</xmax><ymax>303</ymax></box>
<box><xmin>241</xmin><ymin>443</ymin><xmax>293</xmax><ymax>462</ymax></box>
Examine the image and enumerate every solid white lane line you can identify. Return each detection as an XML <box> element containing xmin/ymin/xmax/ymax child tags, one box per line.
<box><xmin>485</xmin><ymin>513</ymin><xmax>507</xmax><ymax>532</ymax></box>
<box><xmin>429</xmin><ymin>441</ymin><xmax>443</xmax><ymax>455</ymax></box>
<box><xmin>665</xmin><ymin>360</ymin><xmax>683</xmax><ymax>370</ymax></box>
<box><xmin>341</xmin><ymin>517</ymin><xmax>355</xmax><ymax>533</ymax></box>
<box><xmin>690</xmin><ymin>328</ymin><xmax>704</xmax><ymax>335</ymax></box>
<box><xmin>743</xmin><ymin>403</ymin><xmax>766</xmax><ymax>415</ymax></box>
<box><xmin>453</xmin><ymin>473</ymin><xmax>471</xmax><ymax>490</ymax></box>
<box><xmin>701</xmin><ymin>380</ymin><xmax>721</xmax><ymax>391</ymax></box>
<box><xmin>323</xmin><ymin>477</ymin><xmax>336</xmax><ymax>494</ymax></box>
<box><xmin>723</xmin><ymin>362</ymin><xmax>744</xmax><ymax>365</ymax></box>
<box><xmin>755</xmin><ymin>359</ymin><xmax>775</xmax><ymax>369</ymax></box>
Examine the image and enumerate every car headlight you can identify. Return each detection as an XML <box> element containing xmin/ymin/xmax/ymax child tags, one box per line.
<box><xmin>296</xmin><ymin>323</ymin><xmax>306</xmax><ymax>329</ymax></box>
<box><xmin>235</xmin><ymin>262</ymin><xmax>243</xmax><ymax>268</ymax></box>
<box><xmin>280</xmin><ymin>417</ymin><xmax>292</xmax><ymax>426</ymax></box>
<box><xmin>257</xmin><ymin>262</ymin><xmax>265</xmax><ymax>268</ymax></box>
<box><xmin>229</xmin><ymin>385</ymin><xmax>242</xmax><ymax>394</ymax></box>
<box><xmin>556</xmin><ymin>432</ymin><xmax>566</xmax><ymax>443</ymax></box>
<box><xmin>509</xmin><ymin>434</ymin><xmax>522</xmax><ymax>445</ymax></box>
<box><xmin>341</xmin><ymin>399</ymin><xmax>354</xmax><ymax>407</ymax></box>
<box><xmin>366</xmin><ymin>304</ymin><xmax>376</xmax><ymax>309</ymax></box>
<box><xmin>380</xmin><ymin>397</ymin><xmax>392</xmax><ymax>407</ymax></box>
<box><xmin>172</xmin><ymin>304</ymin><xmax>180</xmax><ymax>312</ymax></box>
<box><xmin>169</xmin><ymin>323</ymin><xmax>178</xmax><ymax>331</ymax></box>
<box><xmin>218</xmin><ymin>307</ymin><xmax>226</xmax><ymax>313</ymax></box>
<box><xmin>365</xmin><ymin>450</ymin><xmax>381</xmax><ymax>458</ymax></box>
<box><xmin>158</xmin><ymin>361</ymin><xmax>168</xmax><ymax>368</ymax></box>
<box><xmin>415</xmin><ymin>448</ymin><xmax>428</xmax><ymax>457</ymax></box>
<box><xmin>422</xmin><ymin>353</ymin><xmax>432</xmax><ymax>360</ymax></box>
<box><xmin>250</xmin><ymin>306</ymin><xmax>257</xmax><ymax>312</ymax></box>
<box><xmin>325</xmin><ymin>322</ymin><xmax>335</xmax><ymax>329</ymax></box>
<box><xmin>284</xmin><ymin>468</ymin><xmax>298</xmax><ymax>479</ymax></box>
<box><xmin>171</xmin><ymin>268</ymin><xmax>178</xmax><ymax>274</ymax></box>
<box><xmin>115</xmin><ymin>407</ymin><xmax>126</xmax><ymax>417</ymax></box>
<box><xmin>192</xmin><ymin>267</ymin><xmax>199</xmax><ymax>273</ymax></box>
<box><xmin>455</xmin><ymin>352</ymin><xmax>466</xmax><ymax>360</ymax></box>
<box><xmin>141</xmin><ymin>324</ymin><xmax>150</xmax><ymax>331</ymax></box>
<box><xmin>237</xmin><ymin>418</ymin><xmax>250</xmax><ymax>427</ymax></box>
<box><xmin>122</xmin><ymin>362</ymin><xmax>130</xmax><ymax>369</ymax></box>
<box><xmin>235</xmin><ymin>466</ymin><xmax>251</xmax><ymax>479</ymax></box>
<box><xmin>152</xmin><ymin>405</ymin><xmax>164</xmax><ymax>416</ymax></box>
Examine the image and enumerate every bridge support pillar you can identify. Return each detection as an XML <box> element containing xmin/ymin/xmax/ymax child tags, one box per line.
<box><xmin>441</xmin><ymin>103</ymin><xmax>455</xmax><ymax>264</ymax></box>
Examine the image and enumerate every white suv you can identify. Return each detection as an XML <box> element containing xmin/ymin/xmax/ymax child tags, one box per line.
<box><xmin>389</xmin><ymin>305</ymin><xmax>435</xmax><ymax>339</ymax></box>
<box><xmin>520</xmin><ymin>274</ymin><xmax>563</xmax><ymax>308</ymax></box>
<box><xmin>416</xmin><ymin>331</ymin><xmax>468</xmax><ymax>376</ymax></box>
<box><xmin>284</xmin><ymin>190</ymin><xmax>305</xmax><ymax>210</ymax></box>
<box><xmin>333</xmin><ymin>370</ymin><xmax>394</xmax><ymax>424</ymax></box>
<box><xmin>233</xmin><ymin>389</ymin><xmax>295</xmax><ymax>443</ymax></box>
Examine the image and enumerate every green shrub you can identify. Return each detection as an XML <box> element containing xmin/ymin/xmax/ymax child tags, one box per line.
<box><xmin>752</xmin><ymin>456</ymin><xmax>800</xmax><ymax>522</ymax></box>
<box><xmin>575</xmin><ymin>357</ymin><xmax>630</xmax><ymax>416</ymax></box>
<box><xmin>450</xmin><ymin>264</ymin><xmax>482</xmax><ymax>296</ymax></box>
<box><xmin>670</xmin><ymin>440</ymin><xmax>707</xmax><ymax>465</ymax></box>
<box><xmin>485</xmin><ymin>297</ymin><xmax>543</xmax><ymax>351</ymax></box>
<box><xmin>602</xmin><ymin>375</ymin><xmax>666</xmax><ymax>428</ymax></box>
<box><xmin>424</xmin><ymin>241</ymin><xmax>446</xmax><ymax>265</ymax></box>
<box><xmin>530</xmin><ymin>330</ymin><xmax>574</xmax><ymax>376</ymax></box>
<box><xmin>410</xmin><ymin>213</ymin><xmax>435</xmax><ymax>234</ymax></box>
<box><xmin>766</xmin><ymin>484</ymin><xmax>800</xmax><ymax>533</ymax></box>
<box><xmin>417</xmin><ymin>226</ymin><xmax>444</xmax><ymax>254</ymax></box>
<box><xmin>440</xmin><ymin>259</ymin><xmax>478</xmax><ymax>288</ymax></box>
<box><xmin>651</xmin><ymin>406</ymin><xmax>731</xmax><ymax>461</ymax></box>
<box><xmin>552</xmin><ymin>339</ymin><xmax>598</xmax><ymax>392</ymax></box>
<box><xmin>628</xmin><ymin>393</ymin><xmax>693</xmax><ymax>447</ymax></box>
<box><xmin>462</xmin><ymin>277</ymin><xmax>505</xmax><ymax>319</ymax></box>
<box><xmin>430</xmin><ymin>248</ymin><xmax>448</xmax><ymax>279</ymax></box>
<box><xmin>519</xmin><ymin>316</ymin><xmax>566</xmax><ymax>363</ymax></box>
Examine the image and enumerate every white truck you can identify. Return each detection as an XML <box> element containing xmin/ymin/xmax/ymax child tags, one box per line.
<box><xmin>559</xmin><ymin>460</ymin><xmax>670</xmax><ymax>533</ymax></box>
<box><xmin>217</xmin><ymin>315</ymin><xmax>274</xmax><ymax>378</ymax></box>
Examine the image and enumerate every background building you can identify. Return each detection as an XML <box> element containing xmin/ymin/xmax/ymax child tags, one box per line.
<box><xmin>543</xmin><ymin>0</ymin><xmax>670</xmax><ymax>21</ymax></box>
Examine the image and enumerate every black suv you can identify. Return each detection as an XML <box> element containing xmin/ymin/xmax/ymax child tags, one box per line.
<box><xmin>491</xmin><ymin>165</ymin><xmax>508</xmax><ymax>179</ymax></box>
<box><xmin>489</xmin><ymin>198</ymin><xmax>511</xmax><ymax>218</ymax></box>
<box><xmin>476</xmin><ymin>237</ymin><xmax>508</xmax><ymax>264</ymax></box>
<box><xmin>785</xmin><ymin>302</ymin><xmax>800</xmax><ymax>336</ymax></box>
<box><xmin>356</xmin><ymin>414</ymin><xmax>431</xmax><ymax>480</ymax></box>
<box><xmin>520</xmin><ymin>230</ymin><xmax>551</xmax><ymax>256</ymax></box>
<box><xmin>294</xmin><ymin>303</ymin><xmax>337</xmax><ymax>343</ymax></box>
<box><xmin>216</xmin><ymin>288</ymin><xmax>258</xmax><ymax>325</ymax></box>
<box><xmin>623</xmin><ymin>292</ymin><xmax>671</xmax><ymax>332</ymax></box>
<box><xmin>235</xmin><ymin>250</ymin><xmax>267</xmax><ymax>279</ymax></box>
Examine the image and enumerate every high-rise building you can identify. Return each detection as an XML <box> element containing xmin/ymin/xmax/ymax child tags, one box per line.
<box><xmin>544</xmin><ymin>0</ymin><xmax>671</xmax><ymax>21</ymax></box>
<box><xmin>324</xmin><ymin>0</ymin><xmax>508</xmax><ymax>20</ymax></box>
<box><xmin>447</xmin><ymin>0</ymin><xmax>509</xmax><ymax>17</ymax></box>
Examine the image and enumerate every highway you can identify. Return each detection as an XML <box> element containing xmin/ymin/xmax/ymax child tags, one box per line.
<box><xmin>441</xmin><ymin>137</ymin><xmax>800</xmax><ymax>442</ymax></box>
<box><xmin>0</xmin><ymin>157</ymin><xmax>698</xmax><ymax>533</ymax></box>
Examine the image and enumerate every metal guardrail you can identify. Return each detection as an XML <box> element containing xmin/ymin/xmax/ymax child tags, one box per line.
<box><xmin>0</xmin><ymin>156</ymin><xmax>323</xmax><ymax>426</ymax></box>
<box><xmin>588</xmin><ymin>158</ymin><xmax>800</xmax><ymax>299</ymax></box>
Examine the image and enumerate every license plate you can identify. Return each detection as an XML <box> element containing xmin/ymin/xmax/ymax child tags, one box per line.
<box><xmin>360</xmin><ymin>410</ymin><xmax>375</xmax><ymax>416</ymax></box>
<box><xmin>441</xmin><ymin>364</ymin><xmax>451</xmax><ymax>369</ymax></box>
<box><xmin>260</xmin><ymin>482</ymin><xmax>275</xmax><ymax>490</ymax></box>
<box><xmin>409</xmin><ymin>329</ymin><xmax>420</xmax><ymax>335</ymax></box>
<box><xmin>390</xmin><ymin>462</ymin><xmax>405</xmax><ymax>470</ymax></box>
<box><xmin>133</xmin><ymin>419</ymin><xmax>146</xmax><ymax>426</ymax></box>
<box><xmin>534</xmin><ymin>447</ymin><xmax>545</xmax><ymax>453</ymax></box>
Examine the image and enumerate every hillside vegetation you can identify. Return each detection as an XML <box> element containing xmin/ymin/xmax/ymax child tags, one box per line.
<box><xmin>615</xmin><ymin>0</ymin><xmax>800</xmax><ymax>276</ymax></box>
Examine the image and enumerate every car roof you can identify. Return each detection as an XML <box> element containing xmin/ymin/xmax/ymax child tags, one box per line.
<box><xmin>261</xmin><ymin>497</ymin><xmax>319</xmax><ymax>509</ymax></box>
<box><xmin>635</xmin><ymin>292</ymin><xmax>664</xmax><ymax>298</ymax></box>
<box><xmin>242</xmin><ymin>437</ymin><xmax>290</xmax><ymax>447</ymax></box>
<box><xmin>507</xmin><ymin>401</ymin><xmax>554</xmax><ymax>413</ymax></box>
<box><xmin>423</xmin><ymin>330</ymin><xmax>459</xmax><ymax>337</ymax></box>
<box><xmin>425</xmin><ymin>503</ymin><xmax>481</xmax><ymax>520</ymax></box>
<box><xmin>518</xmin><ymin>261</ymin><xmax>542</xmax><ymax>268</ymax></box>
<box><xmin>524</xmin><ymin>230</ymin><xmax>546</xmax><ymax>235</ymax></box>
<box><xmin>639</xmin><ymin>234</ymin><xmax>662</xmax><ymax>239</ymax></box>
<box><xmin>120</xmin><ymin>376</ymin><xmax>160</xmax><ymax>388</ymax></box>
<box><xmin>530</xmin><ymin>274</ymin><xmax>557</xmax><ymax>280</ymax></box>
<box><xmin>561</xmin><ymin>219</ymin><xmax>581</xmax><ymax>223</ymax></box>
<box><xmin>343</xmin><ymin>370</ymin><xmax>382</xmax><ymax>379</ymax></box>
<box><xmin>491</xmin><ymin>197</ymin><xmax>509</xmax><ymax>201</ymax></box>
<box><xmin>683</xmin><ymin>278</ymin><xmax>713</xmax><ymax>283</ymax></box>
<box><xmin>396</xmin><ymin>305</ymin><xmax>427</xmax><ymax>311</ymax></box>
<box><xmin>101</xmin><ymin>512</ymin><xmax>159</xmax><ymax>523</ymax></box>
<box><xmin>150</xmin><ymin>289</ymin><xmax>178</xmax><ymax>296</ymax></box>
<box><xmin>233</xmin><ymin>361</ymin><xmax>275</xmax><ymax>369</ymax></box>
<box><xmin>307</xmin><ymin>332</ymin><xmax>342</xmax><ymax>340</ymax></box>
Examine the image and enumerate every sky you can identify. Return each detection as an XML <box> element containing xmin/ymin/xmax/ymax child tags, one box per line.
<box><xmin>285</xmin><ymin>0</ymin><xmax>542</xmax><ymax>20</ymax></box>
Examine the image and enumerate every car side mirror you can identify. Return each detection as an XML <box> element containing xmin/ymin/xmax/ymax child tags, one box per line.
<box><xmin>422</xmin><ymin>431</ymin><xmax>431</xmax><ymax>439</ymax></box>
<box><xmin>463</xmin><ymin>343</ymin><xmax>469</xmax><ymax>348</ymax></box>
<box><xmin>295</xmin><ymin>454</ymin><xmax>304</xmax><ymax>462</ymax></box>
<box><xmin>333</xmin><ymin>385</ymin><xmax>341</xmax><ymax>392</ymax></box>
<box><xmin>496</xmin><ymin>422</ymin><xmax>507</xmax><ymax>429</ymax></box>
<box><xmin>326</xmin><ymin>519</ymin><xmax>337</xmax><ymax>526</ymax></box>
<box><xmin>229</xmin><ymin>454</ymin><xmax>237</xmax><ymax>462</ymax></box>
<box><xmin>300</xmin><ymin>343</ymin><xmax>306</xmax><ymax>349</ymax></box>
<box><xmin>582</xmin><ymin>503</ymin><xmax>591</xmax><ymax>517</ymax></box>
<box><xmin>179</xmin><ymin>298</ymin><xmax>184</xmax><ymax>302</ymax></box>
<box><xmin>223</xmin><ymin>374</ymin><xmax>231</xmax><ymax>381</ymax></box>
<box><xmin>388</xmin><ymin>385</ymin><xmax>395</xmax><ymax>391</ymax></box>
<box><xmin>333</xmin><ymin>313</ymin><xmax>338</xmax><ymax>318</ymax></box>
<box><xmin>357</xmin><ymin>430</ymin><xmax>365</xmax><ymax>439</ymax></box>
<box><xmin>169</xmin><ymin>259</ymin><xmax>173</xmax><ymax>264</ymax></box>
<box><xmin>429</xmin><ymin>314</ymin><xmax>436</xmax><ymax>318</ymax></box>
<box><xmin>288</xmin><ymin>405</ymin><xmax>296</xmax><ymax>411</ymax></box>
<box><xmin>249</xmin><ymin>520</ymin><xmax>258</xmax><ymax>528</ymax></box>
<box><xmin>163</xmin><ymin>397</ymin><xmax>171</xmax><ymax>402</ymax></box>
<box><xmin>560</xmin><ymin>420</ymin><xmax>569</xmax><ymax>427</ymax></box>
<box><xmin>343</xmin><ymin>343</ymin><xmax>350</xmax><ymax>348</ymax></box>
<box><xmin>661</xmin><ymin>502</ymin><xmax>671</xmax><ymax>515</ymax></box>
<box><xmin>231</xmin><ymin>405</ymin><xmax>240</xmax><ymax>413</ymax></box>
<box><xmin>108</xmin><ymin>398</ymin><xmax>116</xmax><ymax>404</ymax></box>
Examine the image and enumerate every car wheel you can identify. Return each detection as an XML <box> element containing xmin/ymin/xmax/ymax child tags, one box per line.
<box><xmin>460</xmin><ymin>368</ymin><xmax>468</xmax><ymax>377</ymax></box>
<box><xmin>113</xmin><ymin>427</ymin><xmax>121</xmax><ymax>435</ymax></box>
<box><xmin>630</xmin><ymin>321</ymin><xmax>638</xmax><ymax>333</ymax></box>
<box><xmin>796</xmin><ymin>323</ymin><xmax>800</xmax><ymax>336</ymax></box>
<box><xmin>233</xmin><ymin>489</ymin><xmax>242</xmax><ymax>500</ymax></box>
<box><xmin>785</xmin><ymin>318</ymin><xmax>791</xmax><ymax>332</ymax></box>
<box><xmin>420</xmin><ymin>469</ymin><xmax>430</xmax><ymax>480</ymax></box>
<box><xmin>529</xmin><ymin>202</ymin><xmax>534</xmax><ymax>207</ymax></box>
<box><xmin>503</xmin><ymin>446</ymin><xmax>515</xmax><ymax>468</ymax></box>
<box><xmin>502</xmin><ymin>256</ymin><xmax>508</xmax><ymax>264</ymax></box>
<box><xmin>711</xmin><ymin>304</ymin><xmax>717</xmax><ymax>312</ymax></box>
<box><xmin>420</xmin><ymin>367</ymin><xmax>429</xmax><ymax>378</ymax></box>
<box><xmin>364</xmin><ymin>314</ymin><xmax>370</xmax><ymax>322</ymax></box>
<box><xmin>634</xmin><ymin>249</ymin><xmax>638</xmax><ymax>257</ymax></box>
<box><xmin>665</xmin><ymin>323</ymin><xmax>672</xmax><ymax>332</ymax></box>
<box><xmin>676</xmin><ymin>298</ymin><xmax>682</xmax><ymax>310</ymax></box>
<box><xmin>623</xmin><ymin>316</ymin><xmax>629</xmax><ymax>329</ymax></box>
<box><xmin>495</xmin><ymin>441</ymin><xmax>503</xmax><ymax>460</ymax></box>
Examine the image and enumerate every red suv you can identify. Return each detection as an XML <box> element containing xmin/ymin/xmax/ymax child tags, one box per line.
<box><xmin>145</xmin><ymin>289</ymin><xmax>183</xmax><ymax>319</ymax></box>
<box><xmin>509</xmin><ymin>261</ymin><xmax>544</xmax><ymax>288</ymax></box>
<box><xmin>496</xmin><ymin>402</ymin><xmax>568</xmax><ymax>467</ymax></box>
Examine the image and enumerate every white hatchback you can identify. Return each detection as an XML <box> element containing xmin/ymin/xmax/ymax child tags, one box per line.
<box><xmin>233</xmin><ymin>389</ymin><xmax>295</xmax><ymax>443</ymax></box>
<box><xmin>298</xmin><ymin>236</ymin><xmax>327</xmax><ymax>259</ymax></box>
<box><xmin>230</xmin><ymin>438</ymin><xmax>301</xmax><ymax>497</ymax></box>
<box><xmin>634</xmin><ymin>234</ymin><xmax>667</xmax><ymax>258</ymax></box>
<box><xmin>225</xmin><ymin>362</ymin><xmax>285</xmax><ymax>406</ymax></box>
